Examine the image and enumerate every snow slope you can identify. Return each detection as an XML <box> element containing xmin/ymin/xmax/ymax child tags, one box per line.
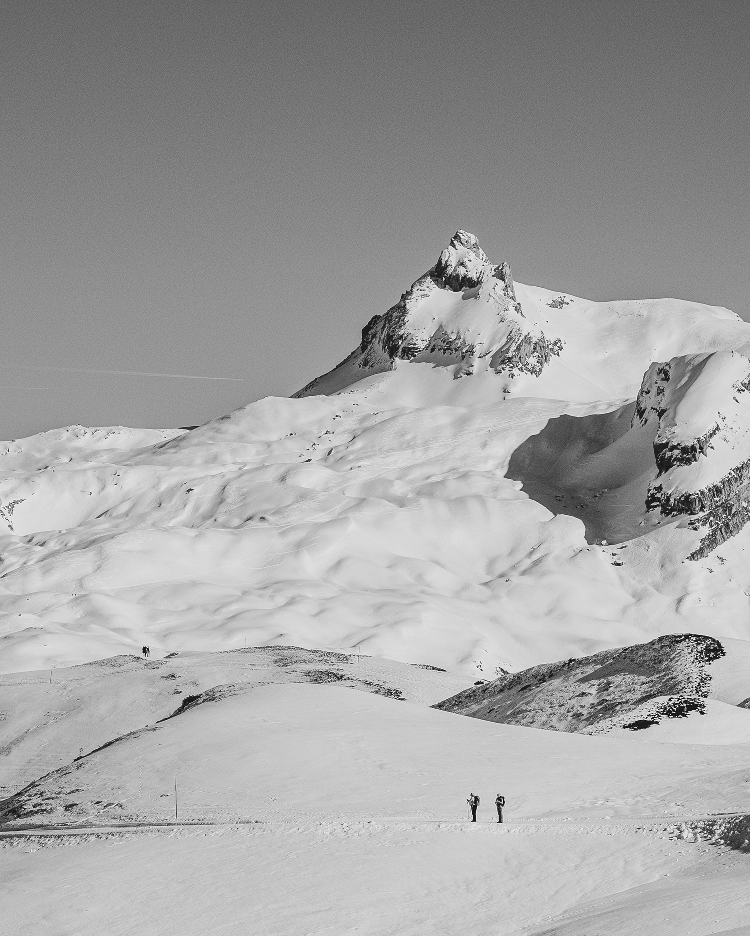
<box><xmin>3</xmin><ymin>232</ymin><xmax>750</xmax><ymax>675</ymax></box>
<box><xmin>0</xmin><ymin>647</ymin><xmax>469</xmax><ymax>799</ymax></box>
<box><xmin>7</xmin><ymin>679</ymin><xmax>750</xmax><ymax>825</ymax></box>
<box><xmin>3</xmin><ymin>681</ymin><xmax>750</xmax><ymax>935</ymax></box>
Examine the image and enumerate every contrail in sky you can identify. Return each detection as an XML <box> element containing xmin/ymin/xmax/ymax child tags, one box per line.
<box><xmin>16</xmin><ymin>366</ymin><xmax>246</xmax><ymax>381</ymax></box>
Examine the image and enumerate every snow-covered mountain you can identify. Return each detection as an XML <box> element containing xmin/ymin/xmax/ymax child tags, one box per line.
<box><xmin>3</xmin><ymin>231</ymin><xmax>750</xmax><ymax>675</ymax></box>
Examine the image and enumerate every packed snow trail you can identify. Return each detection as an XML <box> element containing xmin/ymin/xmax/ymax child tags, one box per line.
<box><xmin>2</xmin><ymin>815</ymin><xmax>748</xmax><ymax>936</ymax></box>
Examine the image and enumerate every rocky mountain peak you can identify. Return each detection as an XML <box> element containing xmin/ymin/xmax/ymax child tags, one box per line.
<box><xmin>433</xmin><ymin>230</ymin><xmax>490</xmax><ymax>291</ymax></box>
<box><xmin>294</xmin><ymin>230</ymin><xmax>563</xmax><ymax>396</ymax></box>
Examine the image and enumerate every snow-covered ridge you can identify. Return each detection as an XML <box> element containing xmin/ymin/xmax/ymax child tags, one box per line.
<box><xmin>433</xmin><ymin>633</ymin><xmax>732</xmax><ymax>734</ymax></box>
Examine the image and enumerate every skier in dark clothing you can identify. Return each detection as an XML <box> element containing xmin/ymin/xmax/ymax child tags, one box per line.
<box><xmin>495</xmin><ymin>793</ymin><xmax>505</xmax><ymax>823</ymax></box>
<box><xmin>467</xmin><ymin>793</ymin><xmax>479</xmax><ymax>822</ymax></box>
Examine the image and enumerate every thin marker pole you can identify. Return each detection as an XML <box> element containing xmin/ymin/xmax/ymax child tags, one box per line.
<box><xmin>174</xmin><ymin>777</ymin><xmax>178</xmax><ymax>822</ymax></box>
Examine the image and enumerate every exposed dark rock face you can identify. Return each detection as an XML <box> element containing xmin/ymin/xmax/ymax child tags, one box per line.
<box><xmin>653</xmin><ymin>423</ymin><xmax>720</xmax><ymax>475</ymax></box>
<box><xmin>684</xmin><ymin>476</ymin><xmax>750</xmax><ymax>559</ymax></box>
<box><xmin>646</xmin><ymin>456</ymin><xmax>750</xmax><ymax>559</ymax></box>
<box><xmin>622</xmin><ymin>695</ymin><xmax>706</xmax><ymax>729</ymax></box>
<box><xmin>633</xmin><ymin>362</ymin><xmax>673</xmax><ymax>426</ymax></box>
<box><xmin>633</xmin><ymin>355</ymin><xmax>750</xmax><ymax>559</ymax></box>
<box><xmin>488</xmin><ymin>328</ymin><xmax>563</xmax><ymax>378</ymax></box>
<box><xmin>433</xmin><ymin>634</ymin><xmax>725</xmax><ymax>734</ymax></box>
<box><xmin>649</xmin><ymin>459</ymin><xmax>750</xmax><ymax>518</ymax></box>
<box><xmin>432</xmin><ymin>230</ymin><xmax>489</xmax><ymax>291</ymax></box>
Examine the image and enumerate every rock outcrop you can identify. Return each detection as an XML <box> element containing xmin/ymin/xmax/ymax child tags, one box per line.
<box><xmin>295</xmin><ymin>230</ymin><xmax>563</xmax><ymax>396</ymax></box>
<box><xmin>434</xmin><ymin>634</ymin><xmax>725</xmax><ymax>734</ymax></box>
<box><xmin>633</xmin><ymin>352</ymin><xmax>750</xmax><ymax>559</ymax></box>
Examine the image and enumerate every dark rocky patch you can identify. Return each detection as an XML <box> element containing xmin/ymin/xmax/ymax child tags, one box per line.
<box><xmin>653</xmin><ymin>424</ymin><xmax>720</xmax><ymax>475</ymax></box>
<box><xmin>434</xmin><ymin>634</ymin><xmax>724</xmax><ymax>734</ymax></box>
<box><xmin>303</xmin><ymin>669</ymin><xmax>346</xmax><ymax>684</ymax></box>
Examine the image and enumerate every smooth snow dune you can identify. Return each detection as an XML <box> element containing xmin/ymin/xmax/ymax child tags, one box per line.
<box><xmin>7</xmin><ymin>821</ymin><xmax>750</xmax><ymax>936</ymax></box>
<box><xmin>2</xmin><ymin>382</ymin><xmax>749</xmax><ymax>676</ymax></box>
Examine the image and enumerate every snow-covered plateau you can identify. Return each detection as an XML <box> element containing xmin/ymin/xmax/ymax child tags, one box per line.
<box><xmin>3</xmin><ymin>232</ymin><xmax>750</xmax><ymax>935</ymax></box>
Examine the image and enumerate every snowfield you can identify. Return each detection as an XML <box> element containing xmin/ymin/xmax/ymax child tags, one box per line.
<box><xmin>3</xmin><ymin>231</ymin><xmax>750</xmax><ymax>934</ymax></box>
<box><xmin>2</xmin><ymin>671</ymin><xmax>750</xmax><ymax>935</ymax></box>
<box><xmin>3</xmin><ymin>233</ymin><xmax>750</xmax><ymax>676</ymax></box>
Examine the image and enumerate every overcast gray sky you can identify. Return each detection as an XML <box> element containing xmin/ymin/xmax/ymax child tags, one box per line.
<box><xmin>2</xmin><ymin>0</ymin><xmax>748</xmax><ymax>438</ymax></box>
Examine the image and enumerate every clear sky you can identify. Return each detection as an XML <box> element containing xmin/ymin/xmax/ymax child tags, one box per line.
<box><xmin>2</xmin><ymin>0</ymin><xmax>749</xmax><ymax>438</ymax></box>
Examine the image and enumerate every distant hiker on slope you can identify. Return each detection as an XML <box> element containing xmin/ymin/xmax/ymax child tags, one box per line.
<box><xmin>467</xmin><ymin>793</ymin><xmax>479</xmax><ymax>822</ymax></box>
<box><xmin>495</xmin><ymin>793</ymin><xmax>505</xmax><ymax>823</ymax></box>
<box><xmin>142</xmin><ymin>646</ymin><xmax>149</xmax><ymax>658</ymax></box>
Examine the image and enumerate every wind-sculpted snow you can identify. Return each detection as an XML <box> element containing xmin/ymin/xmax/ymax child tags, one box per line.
<box><xmin>3</xmin><ymin>232</ymin><xmax>750</xmax><ymax>674</ymax></box>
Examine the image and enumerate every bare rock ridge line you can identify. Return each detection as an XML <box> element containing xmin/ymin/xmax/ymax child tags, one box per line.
<box><xmin>433</xmin><ymin>634</ymin><xmax>727</xmax><ymax>734</ymax></box>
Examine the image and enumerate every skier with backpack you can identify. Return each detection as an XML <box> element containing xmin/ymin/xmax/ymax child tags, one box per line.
<box><xmin>467</xmin><ymin>793</ymin><xmax>479</xmax><ymax>822</ymax></box>
<box><xmin>495</xmin><ymin>793</ymin><xmax>505</xmax><ymax>823</ymax></box>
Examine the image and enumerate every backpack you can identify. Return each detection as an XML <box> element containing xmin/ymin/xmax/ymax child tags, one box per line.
<box><xmin>496</xmin><ymin>795</ymin><xmax>505</xmax><ymax>807</ymax></box>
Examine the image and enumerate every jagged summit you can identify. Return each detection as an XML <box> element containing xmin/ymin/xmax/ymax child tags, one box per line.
<box><xmin>295</xmin><ymin>230</ymin><xmax>750</xmax><ymax>560</ymax></box>
<box><xmin>295</xmin><ymin>231</ymin><xmax>562</xmax><ymax>397</ymax></box>
<box><xmin>432</xmin><ymin>231</ymin><xmax>518</xmax><ymax>309</ymax></box>
<box><xmin>432</xmin><ymin>230</ymin><xmax>491</xmax><ymax>291</ymax></box>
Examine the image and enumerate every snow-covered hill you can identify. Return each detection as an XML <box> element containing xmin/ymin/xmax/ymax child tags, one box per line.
<box><xmin>435</xmin><ymin>633</ymin><xmax>750</xmax><ymax>742</ymax></box>
<box><xmin>3</xmin><ymin>232</ymin><xmax>750</xmax><ymax>675</ymax></box>
<box><xmin>3</xmin><ymin>671</ymin><xmax>750</xmax><ymax>934</ymax></box>
<box><xmin>0</xmin><ymin>646</ymin><xmax>469</xmax><ymax>800</ymax></box>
